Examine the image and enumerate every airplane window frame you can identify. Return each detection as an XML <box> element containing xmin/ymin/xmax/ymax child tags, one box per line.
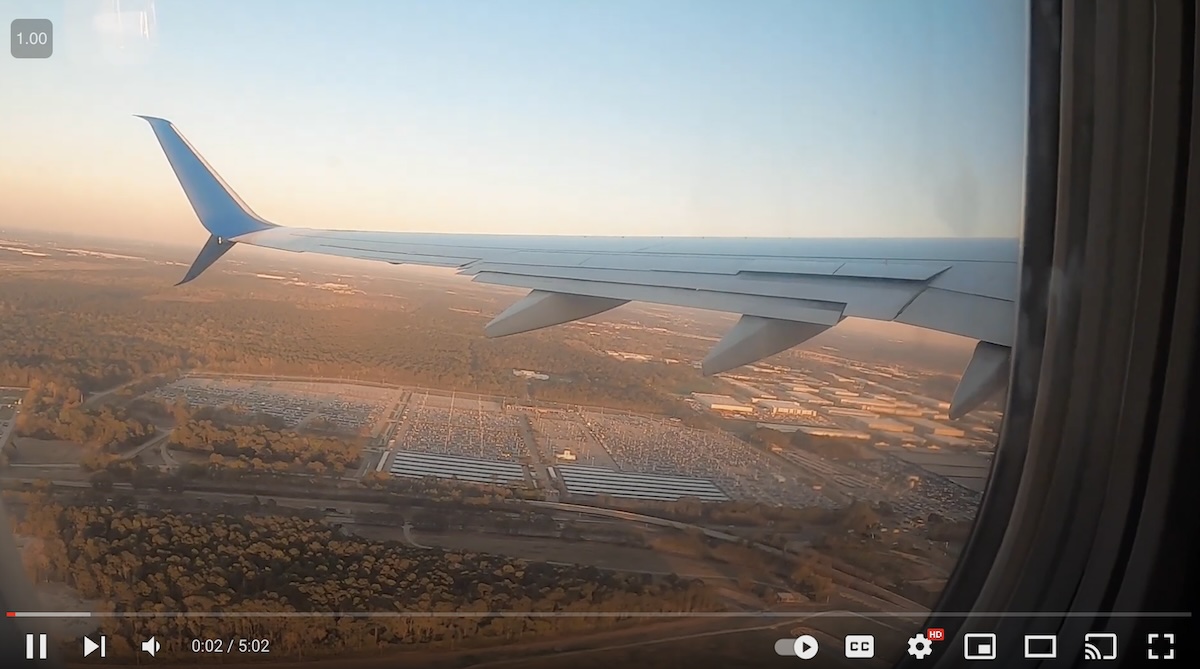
<box><xmin>905</xmin><ymin>1</ymin><xmax>1199</xmax><ymax>667</ymax></box>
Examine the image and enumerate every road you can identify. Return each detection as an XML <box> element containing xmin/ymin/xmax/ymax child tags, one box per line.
<box><xmin>117</xmin><ymin>428</ymin><xmax>173</xmax><ymax>462</ymax></box>
<box><xmin>0</xmin><ymin>415</ymin><xmax>15</xmax><ymax>452</ymax></box>
<box><xmin>80</xmin><ymin>378</ymin><xmax>146</xmax><ymax>409</ymax></box>
<box><xmin>401</xmin><ymin>520</ymin><xmax>430</xmax><ymax>549</ymax></box>
<box><xmin>157</xmin><ymin>436</ymin><xmax>180</xmax><ymax>466</ymax></box>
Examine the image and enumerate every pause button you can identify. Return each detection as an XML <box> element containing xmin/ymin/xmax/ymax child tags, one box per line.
<box><xmin>26</xmin><ymin>633</ymin><xmax>48</xmax><ymax>660</ymax></box>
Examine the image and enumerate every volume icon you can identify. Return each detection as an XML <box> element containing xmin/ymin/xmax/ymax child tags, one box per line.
<box><xmin>141</xmin><ymin>636</ymin><xmax>160</xmax><ymax>656</ymax></box>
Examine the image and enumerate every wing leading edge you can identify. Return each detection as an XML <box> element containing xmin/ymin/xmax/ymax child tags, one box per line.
<box><xmin>138</xmin><ymin>116</ymin><xmax>1018</xmax><ymax>418</ymax></box>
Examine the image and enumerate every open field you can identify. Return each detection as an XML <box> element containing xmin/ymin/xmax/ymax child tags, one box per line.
<box><xmin>5</xmin><ymin>438</ymin><xmax>85</xmax><ymax>465</ymax></box>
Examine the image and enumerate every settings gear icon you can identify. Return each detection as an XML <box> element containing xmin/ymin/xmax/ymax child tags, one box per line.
<box><xmin>908</xmin><ymin>633</ymin><xmax>934</xmax><ymax>659</ymax></box>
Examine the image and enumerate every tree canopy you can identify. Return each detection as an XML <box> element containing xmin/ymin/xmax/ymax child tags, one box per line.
<box><xmin>15</xmin><ymin>497</ymin><xmax>718</xmax><ymax>658</ymax></box>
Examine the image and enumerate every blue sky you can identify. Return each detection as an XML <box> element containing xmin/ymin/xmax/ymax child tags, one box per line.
<box><xmin>0</xmin><ymin>0</ymin><xmax>1028</xmax><ymax>242</ymax></box>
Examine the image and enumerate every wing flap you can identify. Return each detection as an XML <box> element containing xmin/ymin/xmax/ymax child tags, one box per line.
<box><xmin>928</xmin><ymin>263</ymin><xmax>1020</xmax><ymax>301</ymax></box>
<box><xmin>460</xmin><ymin>263</ymin><xmax>923</xmax><ymax>320</ymax></box>
<box><xmin>895</xmin><ymin>287</ymin><xmax>1015</xmax><ymax>346</ymax></box>
<box><xmin>474</xmin><ymin>271</ymin><xmax>849</xmax><ymax>326</ymax></box>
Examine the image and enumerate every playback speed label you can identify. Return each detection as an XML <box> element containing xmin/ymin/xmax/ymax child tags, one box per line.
<box><xmin>11</xmin><ymin>19</ymin><xmax>53</xmax><ymax>58</ymax></box>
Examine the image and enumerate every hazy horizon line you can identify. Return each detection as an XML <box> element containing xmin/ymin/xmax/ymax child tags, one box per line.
<box><xmin>0</xmin><ymin>223</ymin><xmax>1019</xmax><ymax>247</ymax></box>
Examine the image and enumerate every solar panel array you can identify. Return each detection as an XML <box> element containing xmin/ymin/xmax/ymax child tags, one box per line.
<box><xmin>388</xmin><ymin>450</ymin><xmax>527</xmax><ymax>484</ymax></box>
<box><xmin>556</xmin><ymin>464</ymin><xmax>729</xmax><ymax>502</ymax></box>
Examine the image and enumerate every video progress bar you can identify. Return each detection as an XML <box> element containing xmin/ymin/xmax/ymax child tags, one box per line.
<box><xmin>6</xmin><ymin>611</ymin><xmax>1193</xmax><ymax>619</ymax></box>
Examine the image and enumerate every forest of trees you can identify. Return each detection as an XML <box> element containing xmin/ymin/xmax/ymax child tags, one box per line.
<box><xmin>169</xmin><ymin>418</ymin><xmax>362</xmax><ymax>475</ymax></box>
<box><xmin>12</xmin><ymin>382</ymin><xmax>154</xmax><ymax>451</ymax></box>
<box><xmin>0</xmin><ymin>269</ymin><xmax>702</xmax><ymax>419</ymax></box>
<box><xmin>15</xmin><ymin>495</ymin><xmax>718</xmax><ymax>659</ymax></box>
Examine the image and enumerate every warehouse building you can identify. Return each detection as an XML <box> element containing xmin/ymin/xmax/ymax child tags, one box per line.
<box><xmin>797</xmin><ymin>426</ymin><xmax>872</xmax><ymax>440</ymax></box>
<box><xmin>851</xmin><ymin>417</ymin><xmax>916</xmax><ymax>433</ymax></box>
<box><xmin>828</xmin><ymin>406</ymin><xmax>877</xmax><ymax>418</ymax></box>
<box><xmin>691</xmin><ymin>393</ymin><xmax>754</xmax><ymax>414</ymax></box>
<box><xmin>786</xmin><ymin>391</ymin><xmax>834</xmax><ymax>406</ymax></box>
<box><xmin>756</xmin><ymin>399</ymin><xmax>817</xmax><ymax>417</ymax></box>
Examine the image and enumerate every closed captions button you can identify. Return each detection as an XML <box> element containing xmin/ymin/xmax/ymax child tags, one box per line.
<box><xmin>846</xmin><ymin>634</ymin><xmax>875</xmax><ymax>658</ymax></box>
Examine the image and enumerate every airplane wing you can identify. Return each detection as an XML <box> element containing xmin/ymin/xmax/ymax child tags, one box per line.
<box><xmin>137</xmin><ymin>115</ymin><xmax>1017</xmax><ymax>418</ymax></box>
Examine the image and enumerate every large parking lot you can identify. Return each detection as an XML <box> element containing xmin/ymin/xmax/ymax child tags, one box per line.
<box><xmin>147</xmin><ymin>377</ymin><xmax>397</xmax><ymax>434</ymax></box>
